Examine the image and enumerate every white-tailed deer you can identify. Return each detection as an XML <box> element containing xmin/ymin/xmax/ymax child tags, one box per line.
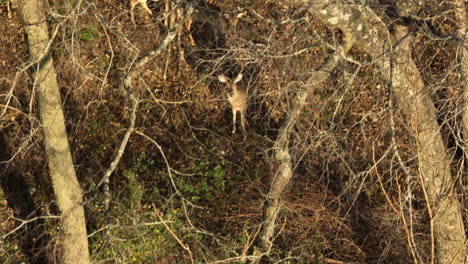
<box><xmin>218</xmin><ymin>73</ymin><xmax>247</xmax><ymax>136</ymax></box>
<box><xmin>130</xmin><ymin>0</ymin><xmax>153</xmax><ymax>26</ymax></box>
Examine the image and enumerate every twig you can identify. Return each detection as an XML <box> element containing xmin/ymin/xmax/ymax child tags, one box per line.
<box><xmin>2</xmin><ymin>214</ymin><xmax>60</xmax><ymax>239</ymax></box>
<box><xmin>414</xmin><ymin>132</ymin><xmax>435</xmax><ymax>264</ymax></box>
<box><xmin>96</xmin><ymin>7</ymin><xmax>194</xmax><ymax>214</ymax></box>
<box><xmin>261</xmin><ymin>45</ymin><xmax>321</xmax><ymax>59</ymax></box>
<box><xmin>2</xmin><ymin>14</ymin><xmax>65</xmax><ymax>118</ymax></box>
<box><xmin>372</xmin><ymin>144</ymin><xmax>398</xmax><ymax>214</ymax></box>
<box><xmin>0</xmin><ymin>104</ymin><xmax>37</xmax><ymax>122</ymax></box>
<box><xmin>240</xmin><ymin>224</ymin><xmax>262</xmax><ymax>262</ymax></box>
<box><xmin>152</xmin><ymin>204</ymin><xmax>194</xmax><ymax>264</ymax></box>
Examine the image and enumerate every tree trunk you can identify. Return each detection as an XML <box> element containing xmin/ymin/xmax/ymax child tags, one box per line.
<box><xmin>455</xmin><ymin>0</ymin><xmax>468</xmax><ymax>133</ymax></box>
<box><xmin>248</xmin><ymin>35</ymin><xmax>353</xmax><ymax>263</ymax></box>
<box><xmin>456</xmin><ymin>6</ymin><xmax>468</xmax><ymax>260</ymax></box>
<box><xmin>290</xmin><ymin>1</ymin><xmax>466</xmax><ymax>263</ymax></box>
<box><xmin>19</xmin><ymin>0</ymin><xmax>90</xmax><ymax>263</ymax></box>
<box><xmin>456</xmin><ymin>0</ymin><xmax>468</xmax><ymax>194</ymax></box>
<box><xmin>391</xmin><ymin>25</ymin><xmax>466</xmax><ymax>264</ymax></box>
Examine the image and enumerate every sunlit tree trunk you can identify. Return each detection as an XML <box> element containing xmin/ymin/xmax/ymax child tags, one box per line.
<box><xmin>391</xmin><ymin>25</ymin><xmax>466</xmax><ymax>264</ymax></box>
<box><xmin>289</xmin><ymin>1</ymin><xmax>466</xmax><ymax>263</ymax></box>
<box><xmin>455</xmin><ymin>0</ymin><xmax>468</xmax><ymax>183</ymax></box>
<box><xmin>19</xmin><ymin>0</ymin><xmax>90</xmax><ymax>263</ymax></box>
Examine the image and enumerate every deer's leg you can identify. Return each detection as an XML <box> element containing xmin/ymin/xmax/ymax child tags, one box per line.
<box><xmin>185</xmin><ymin>17</ymin><xmax>196</xmax><ymax>46</ymax></box>
<box><xmin>240</xmin><ymin>110</ymin><xmax>246</xmax><ymax>134</ymax></box>
<box><xmin>241</xmin><ymin>111</ymin><xmax>247</xmax><ymax>140</ymax></box>
<box><xmin>232</xmin><ymin>109</ymin><xmax>237</xmax><ymax>134</ymax></box>
<box><xmin>141</xmin><ymin>1</ymin><xmax>153</xmax><ymax>15</ymax></box>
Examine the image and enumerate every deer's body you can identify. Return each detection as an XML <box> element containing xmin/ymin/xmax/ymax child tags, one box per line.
<box><xmin>218</xmin><ymin>73</ymin><xmax>247</xmax><ymax>136</ymax></box>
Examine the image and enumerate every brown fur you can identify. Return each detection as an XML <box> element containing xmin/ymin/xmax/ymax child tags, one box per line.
<box><xmin>218</xmin><ymin>73</ymin><xmax>247</xmax><ymax>136</ymax></box>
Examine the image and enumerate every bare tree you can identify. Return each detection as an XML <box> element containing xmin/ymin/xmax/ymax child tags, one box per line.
<box><xmin>246</xmin><ymin>1</ymin><xmax>466</xmax><ymax>263</ymax></box>
<box><xmin>456</xmin><ymin>0</ymin><xmax>468</xmax><ymax>186</ymax></box>
<box><xmin>18</xmin><ymin>0</ymin><xmax>90</xmax><ymax>263</ymax></box>
<box><xmin>3</xmin><ymin>0</ymin><xmax>465</xmax><ymax>262</ymax></box>
<box><xmin>247</xmin><ymin>37</ymin><xmax>354</xmax><ymax>263</ymax></box>
<box><xmin>295</xmin><ymin>1</ymin><xmax>467</xmax><ymax>263</ymax></box>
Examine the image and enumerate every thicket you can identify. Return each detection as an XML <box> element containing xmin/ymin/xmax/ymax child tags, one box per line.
<box><xmin>0</xmin><ymin>0</ymin><xmax>466</xmax><ymax>263</ymax></box>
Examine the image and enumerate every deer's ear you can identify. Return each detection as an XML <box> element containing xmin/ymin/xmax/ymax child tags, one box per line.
<box><xmin>218</xmin><ymin>74</ymin><xmax>229</xmax><ymax>83</ymax></box>
<box><xmin>234</xmin><ymin>73</ymin><xmax>243</xmax><ymax>83</ymax></box>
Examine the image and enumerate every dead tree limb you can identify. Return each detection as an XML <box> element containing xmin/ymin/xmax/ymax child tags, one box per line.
<box><xmin>97</xmin><ymin>7</ymin><xmax>194</xmax><ymax>212</ymax></box>
<box><xmin>247</xmin><ymin>32</ymin><xmax>354</xmax><ymax>263</ymax></box>
<box><xmin>292</xmin><ymin>1</ymin><xmax>466</xmax><ymax>263</ymax></box>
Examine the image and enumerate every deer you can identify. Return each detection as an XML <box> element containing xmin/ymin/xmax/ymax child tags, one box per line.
<box><xmin>130</xmin><ymin>0</ymin><xmax>153</xmax><ymax>26</ymax></box>
<box><xmin>130</xmin><ymin>0</ymin><xmax>196</xmax><ymax>47</ymax></box>
<box><xmin>218</xmin><ymin>73</ymin><xmax>247</xmax><ymax>138</ymax></box>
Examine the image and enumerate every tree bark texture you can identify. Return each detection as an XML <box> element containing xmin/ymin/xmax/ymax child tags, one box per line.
<box><xmin>19</xmin><ymin>0</ymin><xmax>90</xmax><ymax>263</ymax></box>
<box><xmin>456</xmin><ymin>1</ymin><xmax>468</xmax><ymax>198</ymax></box>
<box><xmin>391</xmin><ymin>26</ymin><xmax>466</xmax><ymax>264</ymax></box>
<box><xmin>456</xmin><ymin>7</ymin><xmax>468</xmax><ymax>260</ymax></box>
<box><xmin>455</xmin><ymin>0</ymin><xmax>468</xmax><ymax>128</ymax></box>
<box><xmin>291</xmin><ymin>1</ymin><xmax>466</xmax><ymax>263</ymax></box>
<box><xmin>248</xmin><ymin>35</ymin><xmax>352</xmax><ymax>263</ymax></box>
